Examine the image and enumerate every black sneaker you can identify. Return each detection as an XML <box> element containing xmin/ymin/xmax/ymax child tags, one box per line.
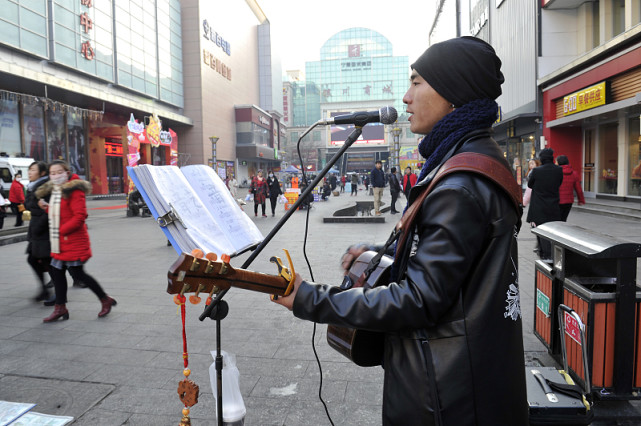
<box><xmin>73</xmin><ymin>281</ymin><xmax>87</xmax><ymax>289</ymax></box>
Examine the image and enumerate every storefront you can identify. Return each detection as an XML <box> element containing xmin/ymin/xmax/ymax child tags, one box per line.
<box><xmin>541</xmin><ymin>44</ymin><xmax>641</xmax><ymax>200</ymax></box>
<box><xmin>493</xmin><ymin>112</ymin><xmax>541</xmax><ymax>189</ymax></box>
<box><xmin>234</xmin><ymin>105</ymin><xmax>285</xmax><ymax>181</ymax></box>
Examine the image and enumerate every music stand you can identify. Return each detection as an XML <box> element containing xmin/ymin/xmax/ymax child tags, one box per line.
<box><xmin>199</xmin><ymin>126</ymin><xmax>364</xmax><ymax>426</ymax></box>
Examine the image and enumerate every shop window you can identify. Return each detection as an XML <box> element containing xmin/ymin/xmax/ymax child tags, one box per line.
<box><xmin>22</xmin><ymin>102</ymin><xmax>45</xmax><ymax>161</ymax></box>
<box><xmin>629</xmin><ymin>116</ymin><xmax>641</xmax><ymax>197</ymax></box>
<box><xmin>67</xmin><ymin>112</ymin><xmax>86</xmax><ymax>179</ymax></box>
<box><xmin>0</xmin><ymin>98</ymin><xmax>21</xmax><ymax>156</ymax></box>
<box><xmin>612</xmin><ymin>0</ymin><xmax>625</xmax><ymax>37</ymax></box>
<box><xmin>598</xmin><ymin>123</ymin><xmax>618</xmax><ymax>194</ymax></box>
<box><xmin>47</xmin><ymin>109</ymin><xmax>66</xmax><ymax>162</ymax></box>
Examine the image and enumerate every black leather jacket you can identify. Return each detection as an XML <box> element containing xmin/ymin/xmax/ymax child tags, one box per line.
<box><xmin>293</xmin><ymin>131</ymin><xmax>528</xmax><ymax>425</ymax></box>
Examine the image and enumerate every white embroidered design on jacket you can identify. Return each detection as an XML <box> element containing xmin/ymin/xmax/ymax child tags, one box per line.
<box><xmin>504</xmin><ymin>231</ymin><xmax>521</xmax><ymax>321</ymax></box>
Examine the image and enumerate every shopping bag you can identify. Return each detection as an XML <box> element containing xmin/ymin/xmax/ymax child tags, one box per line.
<box><xmin>244</xmin><ymin>194</ymin><xmax>252</xmax><ymax>202</ymax></box>
<box><xmin>523</xmin><ymin>187</ymin><xmax>532</xmax><ymax>206</ymax></box>
<box><xmin>278</xmin><ymin>194</ymin><xmax>287</xmax><ymax>204</ymax></box>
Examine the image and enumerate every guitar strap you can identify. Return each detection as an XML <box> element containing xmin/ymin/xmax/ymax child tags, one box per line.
<box><xmin>358</xmin><ymin>152</ymin><xmax>522</xmax><ymax>285</ymax></box>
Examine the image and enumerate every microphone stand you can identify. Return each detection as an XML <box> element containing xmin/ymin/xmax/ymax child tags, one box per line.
<box><xmin>200</xmin><ymin>125</ymin><xmax>363</xmax><ymax>426</ymax></box>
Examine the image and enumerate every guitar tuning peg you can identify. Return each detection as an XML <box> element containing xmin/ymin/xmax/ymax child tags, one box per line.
<box><xmin>189</xmin><ymin>284</ymin><xmax>205</xmax><ymax>304</ymax></box>
<box><xmin>205</xmin><ymin>252</ymin><xmax>217</xmax><ymax>261</ymax></box>
<box><xmin>219</xmin><ymin>254</ymin><xmax>230</xmax><ymax>275</ymax></box>
<box><xmin>221</xmin><ymin>254</ymin><xmax>230</xmax><ymax>263</ymax></box>
<box><xmin>191</xmin><ymin>248</ymin><xmax>205</xmax><ymax>258</ymax></box>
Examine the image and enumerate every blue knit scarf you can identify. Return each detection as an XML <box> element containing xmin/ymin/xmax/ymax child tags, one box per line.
<box><xmin>415</xmin><ymin>98</ymin><xmax>499</xmax><ymax>184</ymax></box>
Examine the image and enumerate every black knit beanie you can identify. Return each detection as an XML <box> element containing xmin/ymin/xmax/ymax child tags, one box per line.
<box><xmin>539</xmin><ymin>148</ymin><xmax>554</xmax><ymax>164</ymax></box>
<box><xmin>411</xmin><ymin>36</ymin><xmax>504</xmax><ymax>107</ymax></box>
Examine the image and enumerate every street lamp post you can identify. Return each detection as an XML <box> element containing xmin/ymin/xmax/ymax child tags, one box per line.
<box><xmin>392</xmin><ymin>127</ymin><xmax>402</xmax><ymax>171</ymax></box>
<box><xmin>209</xmin><ymin>136</ymin><xmax>219</xmax><ymax>171</ymax></box>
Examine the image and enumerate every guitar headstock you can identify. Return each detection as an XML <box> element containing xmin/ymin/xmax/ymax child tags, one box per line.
<box><xmin>167</xmin><ymin>249</ymin><xmax>234</xmax><ymax>298</ymax></box>
<box><xmin>167</xmin><ymin>248</ymin><xmax>295</xmax><ymax>302</ymax></box>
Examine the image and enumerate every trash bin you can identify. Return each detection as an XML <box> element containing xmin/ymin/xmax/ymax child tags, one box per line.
<box><xmin>533</xmin><ymin>259</ymin><xmax>563</xmax><ymax>356</ymax></box>
<box><xmin>532</xmin><ymin>222</ymin><xmax>641</xmax><ymax>399</ymax></box>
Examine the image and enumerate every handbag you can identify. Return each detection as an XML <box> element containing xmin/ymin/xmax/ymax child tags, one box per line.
<box><xmin>523</xmin><ymin>187</ymin><xmax>532</xmax><ymax>207</ymax></box>
<box><xmin>22</xmin><ymin>210</ymin><xmax>31</xmax><ymax>221</ymax></box>
<box><xmin>18</xmin><ymin>203</ymin><xmax>25</xmax><ymax>213</ymax></box>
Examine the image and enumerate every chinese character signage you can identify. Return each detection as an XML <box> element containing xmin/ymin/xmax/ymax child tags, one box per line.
<box><xmin>348</xmin><ymin>44</ymin><xmax>360</xmax><ymax>57</ymax></box>
<box><xmin>79</xmin><ymin>0</ymin><xmax>94</xmax><ymax>60</ymax></box>
<box><xmin>563</xmin><ymin>81</ymin><xmax>607</xmax><ymax>116</ymax></box>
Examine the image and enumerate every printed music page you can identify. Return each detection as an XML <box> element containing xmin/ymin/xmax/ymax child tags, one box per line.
<box><xmin>181</xmin><ymin>165</ymin><xmax>263</xmax><ymax>251</ymax></box>
<box><xmin>131</xmin><ymin>165</ymin><xmax>263</xmax><ymax>256</ymax></box>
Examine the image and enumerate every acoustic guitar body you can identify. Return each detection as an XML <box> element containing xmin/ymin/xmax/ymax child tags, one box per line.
<box><xmin>326</xmin><ymin>251</ymin><xmax>393</xmax><ymax>367</ymax></box>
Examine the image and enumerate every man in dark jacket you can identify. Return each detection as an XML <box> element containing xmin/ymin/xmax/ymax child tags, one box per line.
<box><xmin>273</xmin><ymin>37</ymin><xmax>528</xmax><ymax>425</ymax></box>
<box><xmin>370</xmin><ymin>160</ymin><xmax>386</xmax><ymax>215</ymax></box>
<box><xmin>526</xmin><ymin>148</ymin><xmax>563</xmax><ymax>259</ymax></box>
<box><xmin>388</xmin><ymin>167</ymin><xmax>401</xmax><ymax>214</ymax></box>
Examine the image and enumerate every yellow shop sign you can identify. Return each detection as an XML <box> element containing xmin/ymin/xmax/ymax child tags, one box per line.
<box><xmin>563</xmin><ymin>82</ymin><xmax>606</xmax><ymax>116</ymax></box>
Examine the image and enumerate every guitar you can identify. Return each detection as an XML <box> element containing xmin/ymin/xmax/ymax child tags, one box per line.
<box><xmin>167</xmin><ymin>249</ymin><xmax>295</xmax><ymax>300</ymax></box>
<box><xmin>326</xmin><ymin>251</ymin><xmax>393</xmax><ymax>367</ymax></box>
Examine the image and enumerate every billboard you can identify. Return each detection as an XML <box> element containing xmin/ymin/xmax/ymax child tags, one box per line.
<box><xmin>329</xmin><ymin>111</ymin><xmax>386</xmax><ymax>146</ymax></box>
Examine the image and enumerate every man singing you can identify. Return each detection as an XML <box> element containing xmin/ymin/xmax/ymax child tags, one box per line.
<box><xmin>273</xmin><ymin>37</ymin><xmax>527</xmax><ymax>425</ymax></box>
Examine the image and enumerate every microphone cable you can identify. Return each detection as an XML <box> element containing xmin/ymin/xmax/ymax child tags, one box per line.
<box><xmin>296</xmin><ymin>134</ymin><xmax>335</xmax><ymax>426</ymax></box>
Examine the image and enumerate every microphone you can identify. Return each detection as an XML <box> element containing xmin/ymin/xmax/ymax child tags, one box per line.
<box><xmin>317</xmin><ymin>106</ymin><xmax>398</xmax><ymax>127</ymax></box>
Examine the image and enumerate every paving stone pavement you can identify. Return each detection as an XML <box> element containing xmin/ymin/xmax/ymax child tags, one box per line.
<box><xmin>0</xmin><ymin>189</ymin><xmax>640</xmax><ymax>425</ymax></box>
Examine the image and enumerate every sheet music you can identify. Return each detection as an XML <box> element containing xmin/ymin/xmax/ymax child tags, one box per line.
<box><xmin>140</xmin><ymin>165</ymin><xmax>236</xmax><ymax>255</ymax></box>
<box><xmin>131</xmin><ymin>165</ymin><xmax>263</xmax><ymax>256</ymax></box>
<box><xmin>181</xmin><ymin>165</ymin><xmax>263</xmax><ymax>252</ymax></box>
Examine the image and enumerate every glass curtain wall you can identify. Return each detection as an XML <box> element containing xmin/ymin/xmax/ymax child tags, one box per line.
<box><xmin>23</xmin><ymin>102</ymin><xmax>46</xmax><ymax>161</ymax></box>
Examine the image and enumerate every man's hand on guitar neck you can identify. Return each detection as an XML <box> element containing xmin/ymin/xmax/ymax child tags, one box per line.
<box><xmin>271</xmin><ymin>273</ymin><xmax>303</xmax><ymax>310</ymax></box>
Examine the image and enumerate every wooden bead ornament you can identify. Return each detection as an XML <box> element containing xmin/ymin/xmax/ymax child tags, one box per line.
<box><xmin>176</xmin><ymin>282</ymin><xmax>198</xmax><ymax>424</ymax></box>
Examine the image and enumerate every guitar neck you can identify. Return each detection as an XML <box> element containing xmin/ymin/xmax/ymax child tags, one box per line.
<box><xmin>167</xmin><ymin>253</ymin><xmax>292</xmax><ymax>297</ymax></box>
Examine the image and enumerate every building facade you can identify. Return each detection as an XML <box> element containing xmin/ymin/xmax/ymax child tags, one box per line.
<box><xmin>0</xmin><ymin>0</ymin><xmax>284</xmax><ymax>194</ymax></box>
<box><xmin>539</xmin><ymin>0</ymin><xmax>641</xmax><ymax>200</ymax></box>
<box><xmin>430</xmin><ymin>0</ymin><xmax>541</xmax><ymax>187</ymax></box>
<box><xmin>283</xmin><ymin>27</ymin><xmax>416</xmax><ymax>174</ymax></box>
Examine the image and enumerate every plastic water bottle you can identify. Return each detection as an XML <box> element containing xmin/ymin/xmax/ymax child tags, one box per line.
<box><xmin>210</xmin><ymin>350</ymin><xmax>246</xmax><ymax>425</ymax></box>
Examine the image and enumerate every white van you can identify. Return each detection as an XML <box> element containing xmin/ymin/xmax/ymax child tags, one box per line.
<box><xmin>0</xmin><ymin>157</ymin><xmax>34</xmax><ymax>195</ymax></box>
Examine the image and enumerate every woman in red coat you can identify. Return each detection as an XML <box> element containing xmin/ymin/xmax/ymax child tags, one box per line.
<box><xmin>36</xmin><ymin>160</ymin><xmax>116</xmax><ymax>322</ymax></box>
<box><xmin>249</xmin><ymin>169</ymin><xmax>269</xmax><ymax>217</ymax></box>
<box><xmin>556</xmin><ymin>155</ymin><xmax>585</xmax><ymax>221</ymax></box>
<box><xmin>9</xmin><ymin>171</ymin><xmax>25</xmax><ymax>227</ymax></box>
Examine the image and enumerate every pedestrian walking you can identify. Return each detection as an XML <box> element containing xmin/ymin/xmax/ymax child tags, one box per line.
<box><xmin>9</xmin><ymin>171</ymin><xmax>25</xmax><ymax>227</ymax></box>
<box><xmin>402</xmin><ymin>166</ymin><xmax>417</xmax><ymax>199</ymax></box>
<box><xmin>0</xmin><ymin>190</ymin><xmax>8</xmax><ymax>229</ymax></box>
<box><xmin>557</xmin><ymin>155</ymin><xmax>585</xmax><ymax>221</ymax></box>
<box><xmin>227</xmin><ymin>176</ymin><xmax>238</xmax><ymax>199</ymax></box>
<box><xmin>340</xmin><ymin>175</ymin><xmax>346</xmax><ymax>193</ymax></box>
<box><xmin>388</xmin><ymin>167</ymin><xmax>401</xmax><ymax>214</ymax></box>
<box><xmin>350</xmin><ymin>173</ymin><xmax>358</xmax><ymax>196</ymax></box>
<box><xmin>522</xmin><ymin>158</ymin><xmax>540</xmax><ymax>206</ymax></box>
<box><xmin>249</xmin><ymin>170</ymin><xmax>269</xmax><ymax>217</ymax></box>
<box><xmin>37</xmin><ymin>160</ymin><xmax>116</xmax><ymax>322</ymax></box>
<box><xmin>526</xmin><ymin>148</ymin><xmax>563</xmax><ymax>260</ymax></box>
<box><xmin>25</xmin><ymin>161</ymin><xmax>53</xmax><ymax>303</ymax></box>
<box><xmin>370</xmin><ymin>160</ymin><xmax>385</xmax><ymax>215</ymax></box>
<box><xmin>272</xmin><ymin>36</ymin><xmax>528</xmax><ymax>425</ymax></box>
<box><xmin>267</xmin><ymin>171</ymin><xmax>282</xmax><ymax>217</ymax></box>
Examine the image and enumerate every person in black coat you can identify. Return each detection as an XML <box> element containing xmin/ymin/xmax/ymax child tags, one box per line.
<box><xmin>24</xmin><ymin>161</ymin><xmax>52</xmax><ymax>302</ymax></box>
<box><xmin>388</xmin><ymin>167</ymin><xmax>401</xmax><ymax>214</ymax></box>
<box><xmin>526</xmin><ymin>148</ymin><xmax>563</xmax><ymax>259</ymax></box>
<box><xmin>266</xmin><ymin>171</ymin><xmax>282</xmax><ymax>217</ymax></box>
